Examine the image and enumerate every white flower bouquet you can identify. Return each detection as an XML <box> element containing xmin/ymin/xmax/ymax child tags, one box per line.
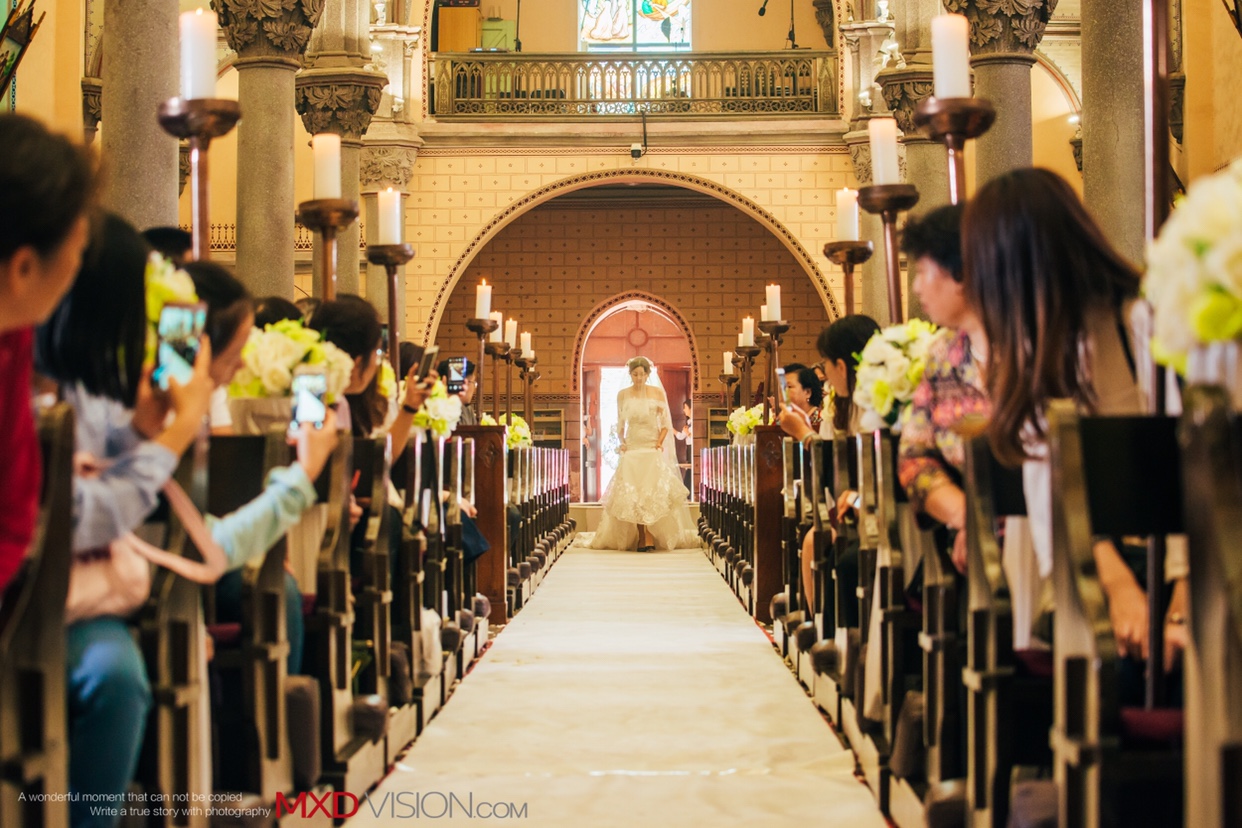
<box><xmin>726</xmin><ymin>404</ymin><xmax>767</xmax><ymax>439</ymax></box>
<box><xmin>853</xmin><ymin>318</ymin><xmax>942</xmax><ymax>432</ymax></box>
<box><xmin>499</xmin><ymin>412</ymin><xmax>533</xmax><ymax>449</ymax></box>
<box><xmin>1145</xmin><ymin>157</ymin><xmax>1242</xmax><ymax>373</ymax></box>
<box><xmin>144</xmin><ymin>253</ymin><xmax>198</xmax><ymax>363</ymax></box>
<box><xmin>410</xmin><ymin>380</ymin><xmax>463</xmax><ymax>439</ymax></box>
<box><xmin>227</xmin><ymin>319</ymin><xmax>354</xmax><ymax>403</ymax></box>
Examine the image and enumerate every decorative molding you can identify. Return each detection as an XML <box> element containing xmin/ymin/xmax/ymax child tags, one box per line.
<box><xmin>877</xmin><ymin>69</ymin><xmax>935</xmax><ymax>136</ymax></box>
<box><xmin>294</xmin><ymin>69</ymin><xmax>387</xmax><ymax>138</ymax></box>
<box><xmin>420</xmin><ymin>168</ymin><xmax>841</xmax><ymax>344</ymax></box>
<box><xmin>414</xmin><ymin>144</ymin><xmax>849</xmax><ymax>158</ymax></box>
<box><xmin>569</xmin><ymin>292</ymin><xmax>701</xmax><ymax>394</ymax></box>
<box><xmin>943</xmin><ymin>0</ymin><xmax>1056</xmax><ymax>55</ymax></box>
<box><xmin>360</xmin><ymin>144</ymin><xmax>418</xmax><ymax>190</ymax></box>
<box><xmin>1169</xmin><ymin>72</ymin><xmax>1186</xmax><ymax>145</ymax></box>
<box><xmin>81</xmin><ymin>76</ymin><xmax>102</xmax><ymax>136</ymax></box>
<box><xmin>178</xmin><ymin>142</ymin><xmax>191</xmax><ymax>196</ymax></box>
<box><xmin>847</xmin><ymin>140</ymin><xmax>872</xmax><ymax>185</ymax></box>
<box><xmin>813</xmin><ymin>0</ymin><xmax>836</xmax><ymax>48</ymax></box>
<box><xmin>213</xmin><ymin>0</ymin><xmax>324</xmax><ymax>58</ymax></box>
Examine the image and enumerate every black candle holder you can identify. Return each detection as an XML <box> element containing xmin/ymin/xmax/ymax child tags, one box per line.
<box><xmin>735</xmin><ymin>344</ymin><xmax>762</xmax><ymax>410</ymax></box>
<box><xmin>157</xmin><ymin>98</ymin><xmax>242</xmax><ymax>262</ymax></box>
<box><xmin>913</xmin><ymin>96</ymin><xmax>995</xmax><ymax>206</ymax></box>
<box><xmin>858</xmin><ymin>184</ymin><xmax>920</xmax><ymax>324</ymax></box>
<box><xmin>759</xmin><ymin>320</ymin><xmax>791</xmax><ymax>423</ymax></box>
<box><xmin>465</xmin><ymin>317</ymin><xmax>500</xmax><ymax>423</ymax></box>
<box><xmin>297</xmin><ymin>198</ymin><xmax>360</xmax><ymax>301</ymax></box>
<box><xmin>720</xmin><ymin>373</ymin><xmax>739</xmax><ymax>409</ymax></box>
<box><xmin>484</xmin><ymin>340</ymin><xmax>511</xmax><ymax>421</ymax></box>
<box><xmin>365</xmin><ymin>243</ymin><xmax>415</xmax><ymax>377</ymax></box>
<box><xmin>505</xmin><ymin>348</ymin><xmax>521</xmax><ymax>421</ymax></box>
<box><xmin>823</xmin><ymin>240</ymin><xmax>875</xmax><ymax>316</ymax></box>
<box><xmin>514</xmin><ymin>354</ymin><xmax>538</xmax><ymax>424</ymax></box>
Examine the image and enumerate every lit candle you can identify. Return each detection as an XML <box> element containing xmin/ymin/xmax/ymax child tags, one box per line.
<box><xmin>738</xmin><ymin>332</ymin><xmax>744</xmax><ymax>347</ymax></box>
<box><xmin>724</xmin><ymin>351</ymin><xmax>734</xmax><ymax>374</ymax></box>
<box><xmin>766</xmin><ymin>284</ymin><xmax>782</xmax><ymax>322</ymax></box>
<box><xmin>312</xmin><ymin>133</ymin><xmax>341</xmax><ymax>199</ymax></box>
<box><xmin>931</xmin><ymin>14</ymin><xmax>972</xmax><ymax>99</ymax></box>
<box><xmin>869</xmin><ymin>117</ymin><xmax>900</xmax><ymax>185</ymax></box>
<box><xmin>520</xmin><ymin>331</ymin><xmax>532</xmax><ymax>354</ymax></box>
<box><xmin>505</xmin><ymin>319</ymin><xmax>518</xmax><ymax>348</ymax></box>
<box><xmin>489</xmin><ymin>311</ymin><xmax>504</xmax><ymax>342</ymax></box>
<box><xmin>760</xmin><ymin>304</ymin><xmax>769</xmax><ymax>322</ymax></box>
<box><xmin>741</xmin><ymin>317</ymin><xmax>755</xmax><ymax>347</ymax></box>
<box><xmin>474</xmin><ymin>280</ymin><xmax>493</xmax><ymax>319</ymax></box>
<box><xmin>837</xmin><ymin>188</ymin><xmax>860</xmax><ymax>240</ymax></box>
<box><xmin>179</xmin><ymin>9</ymin><xmax>218</xmax><ymax>100</ymax></box>
<box><xmin>376</xmin><ymin>187</ymin><xmax>401</xmax><ymax>244</ymax></box>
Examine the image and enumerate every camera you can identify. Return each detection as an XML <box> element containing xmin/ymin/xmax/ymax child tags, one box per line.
<box><xmin>630</xmin><ymin>143</ymin><xmax>644</xmax><ymax>160</ymax></box>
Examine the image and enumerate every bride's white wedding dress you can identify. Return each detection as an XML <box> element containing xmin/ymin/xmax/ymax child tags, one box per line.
<box><xmin>582</xmin><ymin>392</ymin><xmax>699</xmax><ymax>551</ymax></box>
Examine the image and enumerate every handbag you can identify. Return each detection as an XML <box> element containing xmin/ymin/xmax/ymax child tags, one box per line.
<box><xmin>66</xmin><ymin>478</ymin><xmax>229</xmax><ymax>624</ymax></box>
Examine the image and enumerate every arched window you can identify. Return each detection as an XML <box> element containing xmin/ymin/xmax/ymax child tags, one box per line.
<box><xmin>579</xmin><ymin>0</ymin><xmax>692</xmax><ymax>52</ymax></box>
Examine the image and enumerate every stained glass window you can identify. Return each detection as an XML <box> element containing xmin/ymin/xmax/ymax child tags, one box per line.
<box><xmin>579</xmin><ymin>0</ymin><xmax>692</xmax><ymax>52</ymax></box>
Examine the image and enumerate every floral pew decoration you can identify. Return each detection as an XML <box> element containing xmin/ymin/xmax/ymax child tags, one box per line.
<box><xmin>853</xmin><ymin>318</ymin><xmax>942</xmax><ymax>432</ymax></box>
<box><xmin>726</xmin><ymin>404</ymin><xmax>771</xmax><ymax>445</ymax></box>
<box><xmin>481</xmin><ymin>412</ymin><xmax>534</xmax><ymax>449</ymax></box>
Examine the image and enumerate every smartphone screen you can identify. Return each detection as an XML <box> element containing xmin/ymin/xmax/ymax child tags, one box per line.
<box><xmin>775</xmin><ymin>367</ymin><xmax>790</xmax><ymax>406</ymax></box>
<box><xmin>154</xmin><ymin>302</ymin><xmax>207</xmax><ymax>391</ymax></box>
<box><xmin>418</xmin><ymin>345</ymin><xmax>440</xmax><ymax>381</ymax></box>
<box><xmin>445</xmin><ymin>357</ymin><xmax>468</xmax><ymax>394</ymax></box>
<box><xmin>290</xmin><ymin>369</ymin><xmax>328</xmax><ymax>432</ymax></box>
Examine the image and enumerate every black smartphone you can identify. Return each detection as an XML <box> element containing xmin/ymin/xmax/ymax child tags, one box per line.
<box><xmin>289</xmin><ymin>366</ymin><xmax>328</xmax><ymax>434</ymax></box>
<box><xmin>445</xmin><ymin>357</ymin><xmax>468</xmax><ymax>394</ymax></box>
<box><xmin>775</xmin><ymin>367</ymin><xmax>790</xmax><ymax>406</ymax></box>
<box><xmin>154</xmin><ymin>301</ymin><xmax>207</xmax><ymax>391</ymax></box>
<box><xmin>418</xmin><ymin>344</ymin><xmax>440</xmax><ymax>381</ymax></box>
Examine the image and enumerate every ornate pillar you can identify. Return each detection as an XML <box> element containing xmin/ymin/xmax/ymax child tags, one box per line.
<box><xmin>954</xmin><ymin>0</ymin><xmax>1054</xmax><ymax>185</ymax></box>
<box><xmin>217</xmin><ymin>0</ymin><xmax>323</xmax><ymax>299</ymax></box>
<box><xmin>100</xmin><ymin>0</ymin><xmax>178</xmax><ymax>229</ymax></box>
<box><xmin>1081</xmin><ymin>0</ymin><xmax>1146</xmax><ymax>262</ymax></box>
<box><xmin>296</xmin><ymin>0</ymin><xmax>387</xmax><ymax>296</ymax></box>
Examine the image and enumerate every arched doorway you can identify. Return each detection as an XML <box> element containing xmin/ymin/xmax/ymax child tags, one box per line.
<box><xmin>580</xmin><ymin>300</ymin><xmax>692</xmax><ymax>501</ymax></box>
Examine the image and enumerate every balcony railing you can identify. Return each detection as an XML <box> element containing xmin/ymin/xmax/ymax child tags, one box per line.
<box><xmin>177</xmin><ymin>224</ymin><xmax>367</xmax><ymax>253</ymax></box>
<box><xmin>432</xmin><ymin>51</ymin><xmax>838</xmax><ymax>117</ymax></box>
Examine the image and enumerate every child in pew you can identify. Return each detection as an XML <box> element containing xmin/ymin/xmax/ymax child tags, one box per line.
<box><xmin>0</xmin><ymin>113</ymin><xmax>96</xmax><ymax>599</ymax></box>
<box><xmin>34</xmin><ymin>218</ymin><xmax>340</xmax><ymax>828</ymax></box>
<box><xmin>960</xmin><ymin>168</ymin><xmax>1188</xmax><ymax>680</ymax></box>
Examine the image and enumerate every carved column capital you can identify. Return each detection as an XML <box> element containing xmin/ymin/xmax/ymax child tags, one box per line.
<box><xmin>360</xmin><ymin>142</ymin><xmax>418</xmax><ymax>192</ymax></box>
<box><xmin>178</xmin><ymin>141</ymin><xmax>191</xmax><ymax>196</ymax></box>
<box><xmin>877</xmin><ymin>66</ymin><xmax>935</xmax><ymax>137</ymax></box>
<box><xmin>81</xmin><ymin>76</ymin><xmax>102</xmax><ymax>139</ymax></box>
<box><xmin>1069</xmin><ymin>125</ymin><xmax>1082</xmax><ymax>172</ymax></box>
<box><xmin>294</xmin><ymin>68</ymin><xmax>388</xmax><ymax>138</ymax></box>
<box><xmin>1169</xmin><ymin>72</ymin><xmax>1186</xmax><ymax>145</ymax></box>
<box><xmin>212</xmin><ymin>0</ymin><xmax>323</xmax><ymax>59</ymax></box>
<box><xmin>812</xmin><ymin>0</ymin><xmax>835</xmax><ymax>47</ymax></box>
<box><xmin>944</xmin><ymin>0</ymin><xmax>1056</xmax><ymax>56</ymax></box>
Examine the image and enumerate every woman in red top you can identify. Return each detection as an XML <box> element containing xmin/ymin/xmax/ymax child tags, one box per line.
<box><xmin>0</xmin><ymin>113</ymin><xmax>97</xmax><ymax>596</ymax></box>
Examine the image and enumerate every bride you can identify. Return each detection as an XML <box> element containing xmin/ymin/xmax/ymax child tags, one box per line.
<box><xmin>583</xmin><ymin>356</ymin><xmax>699</xmax><ymax>551</ymax></box>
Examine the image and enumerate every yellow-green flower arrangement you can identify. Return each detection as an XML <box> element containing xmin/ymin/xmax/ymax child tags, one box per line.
<box><xmin>481</xmin><ymin>412</ymin><xmax>532</xmax><ymax>449</ymax></box>
<box><xmin>144</xmin><ymin>253</ymin><xmax>198</xmax><ymax>363</ymax></box>
<box><xmin>853</xmin><ymin>318</ymin><xmax>942</xmax><ymax>432</ymax></box>
<box><xmin>1145</xmin><ymin>157</ymin><xmax>1242</xmax><ymax>373</ymax></box>
<box><xmin>726</xmin><ymin>404</ymin><xmax>769</xmax><ymax>438</ymax></box>
<box><xmin>377</xmin><ymin>360</ymin><xmax>396</xmax><ymax>401</ymax></box>
<box><xmin>227</xmin><ymin>319</ymin><xmax>354</xmax><ymax>403</ymax></box>
<box><xmin>409</xmin><ymin>380</ymin><xmax>463</xmax><ymax>439</ymax></box>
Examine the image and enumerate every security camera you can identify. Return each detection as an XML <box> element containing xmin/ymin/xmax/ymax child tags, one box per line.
<box><xmin>630</xmin><ymin>143</ymin><xmax>644</xmax><ymax>160</ymax></box>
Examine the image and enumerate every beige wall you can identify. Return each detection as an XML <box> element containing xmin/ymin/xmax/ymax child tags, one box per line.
<box><xmin>8</xmin><ymin>0</ymin><xmax>84</xmax><ymax>134</ymax></box>
<box><xmin>1184</xmin><ymin>0</ymin><xmax>1242</xmax><ymax>178</ymax></box>
<box><xmin>1031</xmin><ymin>62</ymin><xmax>1082</xmax><ymax>194</ymax></box>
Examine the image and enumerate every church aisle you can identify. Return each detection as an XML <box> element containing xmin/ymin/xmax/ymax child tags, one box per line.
<box><xmin>348</xmin><ymin>545</ymin><xmax>886</xmax><ymax>827</ymax></box>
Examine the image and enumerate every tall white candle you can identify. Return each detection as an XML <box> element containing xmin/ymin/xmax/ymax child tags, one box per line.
<box><xmin>179</xmin><ymin>10</ymin><xmax>218</xmax><ymax>100</ymax></box>
<box><xmin>376</xmin><ymin>187</ymin><xmax>401</xmax><ymax>244</ymax></box>
<box><xmin>766</xmin><ymin>284</ymin><xmax>782</xmax><ymax>321</ymax></box>
<box><xmin>520</xmin><ymin>331</ymin><xmax>532</xmax><ymax>354</ymax></box>
<box><xmin>931</xmin><ymin>14</ymin><xmax>972</xmax><ymax>99</ymax></box>
<box><xmin>738</xmin><ymin>332</ymin><xmax>744</xmax><ymax>347</ymax></box>
<box><xmin>489</xmin><ymin>311</ymin><xmax>504</xmax><ymax>342</ymax></box>
<box><xmin>760</xmin><ymin>304</ymin><xmax>769</xmax><ymax>323</ymax></box>
<box><xmin>724</xmin><ymin>351</ymin><xmax>734</xmax><ymax>374</ymax></box>
<box><xmin>837</xmin><ymin>188</ymin><xmax>860</xmax><ymax>240</ymax></box>
<box><xmin>869</xmin><ymin>117</ymin><xmax>901</xmax><ymax>185</ymax></box>
<box><xmin>312</xmin><ymin>133</ymin><xmax>341</xmax><ymax>199</ymax></box>
<box><xmin>505</xmin><ymin>319</ymin><xmax>518</xmax><ymax>348</ymax></box>
<box><xmin>741</xmin><ymin>317</ymin><xmax>755</xmax><ymax>347</ymax></box>
<box><xmin>474</xmin><ymin>280</ymin><xmax>492</xmax><ymax>319</ymax></box>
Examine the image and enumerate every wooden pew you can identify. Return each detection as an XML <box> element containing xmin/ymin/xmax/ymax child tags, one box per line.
<box><xmin>456</xmin><ymin>425</ymin><xmax>508</xmax><ymax>631</ymax></box>
<box><xmin>0</xmin><ymin>404</ymin><xmax>74</xmax><ymax>828</ymax></box>
<box><xmin>1178</xmin><ymin>384</ymin><xmax>1242</xmax><ymax>828</ymax></box>
<box><xmin>771</xmin><ymin>436</ymin><xmax>805</xmax><ymax>653</ymax></box>
<box><xmin>351</xmin><ymin>438</ymin><xmax>395</xmax><ymax>726</ymax></box>
<box><xmin>1047</xmin><ymin>403</ymin><xmax>1184</xmax><ymax>828</ymax></box>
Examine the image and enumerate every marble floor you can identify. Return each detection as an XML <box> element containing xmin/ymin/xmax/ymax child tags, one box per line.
<box><xmin>346</xmin><ymin>541</ymin><xmax>886</xmax><ymax>827</ymax></box>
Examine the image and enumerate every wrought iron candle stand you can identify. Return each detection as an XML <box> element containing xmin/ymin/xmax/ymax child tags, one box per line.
<box><xmin>823</xmin><ymin>241</ymin><xmax>874</xmax><ymax>316</ymax></box>
<box><xmin>297</xmin><ymin>198</ymin><xmax>359</xmax><ymax>301</ymax></box>
<box><xmin>514</xmin><ymin>355</ymin><xmax>539</xmax><ymax>424</ymax></box>
<box><xmin>465</xmin><ymin>317</ymin><xmax>500</xmax><ymax>422</ymax></box>
<box><xmin>365</xmin><ymin>243</ymin><xmax>415</xmax><ymax>377</ymax></box>
<box><xmin>505</xmin><ymin>348</ymin><xmax>521</xmax><ymax>421</ymax></box>
<box><xmin>157</xmin><ymin>98</ymin><xmax>242</xmax><ymax>261</ymax></box>
<box><xmin>719</xmin><ymin>373</ymin><xmax>739</xmax><ymax>409</ymax></box>
<box><xmin>735</xmin><ymin>345</ymin><xmax>762</xmax><ymax>409</ymax></box>
<box><xmin>913</xmin><ymin>96</ymin><xmax>995</xmax><ymax>205</ymax></box>
<box><xmin>858</xmin><ymin>184</ymin><xmax>920</xmax><ymax>324</ymax></box>
<box><xmin>484</xmin><ymin>340</ymin><xmax>511</xmax><ymax>421</ymax></box>
<box><xmin>758</xmin><ymin>320</ymin><xmax>791</xmax><ymax>423</ymax></box>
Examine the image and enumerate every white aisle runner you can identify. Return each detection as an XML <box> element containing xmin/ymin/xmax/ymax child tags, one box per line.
<box><xmin>347</xmin><ymin>545</ymin><xmax>886</xmax><ymax>827</ymax></box>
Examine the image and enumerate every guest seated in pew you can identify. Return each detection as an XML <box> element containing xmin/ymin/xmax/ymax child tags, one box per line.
<box><xmin>35</xmin><ymin>218</ymin><xmax>340</xmax><ymax>828</ymax></box>
<box><xmin>782</xmin><ymin>363</ymin><xmax>824</xmax><ymax>434</ymax></box>
<box><xmin>778</xmin><ymin>314</ymin><xmax>879</xmax><ymax>620</ymax></box>
<box><xmin>961</xmin><ymin>168</ymin><xmax>1187</xmax><ymax>668</ymax></box>
<box><xmin>894</xmin><ymin>203</ymin><xmax>990</xmax><ymax>575</ymax></box>
<box><xmin>0</xmin><ymin>112</ymin><xmax>96</xmax><ymax>599</ymax></box>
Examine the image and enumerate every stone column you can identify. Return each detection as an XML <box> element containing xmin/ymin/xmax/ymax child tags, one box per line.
<box><xmin>1081</xmin><ymin>0</ymin><xmax>1146</xmax><ymax>262</ymax></box>
<box><xmin>957</xmin><ymin>0</ymin><xmax>1055</xmax><ymax>185</ymax></box>
<box><xmin>296</xmin><ymin>0</ymin><xmax>387</xmax><ymax>296</ymax></box>
<box><xmin>217</xmin><ymin>1</ymin><xmax>323</xmax><ymax>299</ymax></box>
<box><xmin>100</xmin><ymin>0</ymin><xmax>178</xmax><ymax>229</ymax></box>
